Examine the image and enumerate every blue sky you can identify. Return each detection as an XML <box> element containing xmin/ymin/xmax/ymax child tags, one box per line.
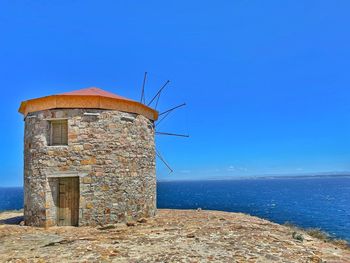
<box><xmin>1</xmin><ymin>1</ymin><xmax>350</xmax><ymax>186</ymax></box>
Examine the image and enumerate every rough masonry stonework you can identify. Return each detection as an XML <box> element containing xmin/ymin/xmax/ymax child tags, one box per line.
<box><xmin>23</xmin><ymin>108</ymin><xmax>156</xmax><ymax>227</ymax></box>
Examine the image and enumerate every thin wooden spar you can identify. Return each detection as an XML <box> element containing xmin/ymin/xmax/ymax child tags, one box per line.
<box><xmin>156</xmin><ymin>149</ymin><xmax>174</xmax><ymax>173</ymax></box>
<box><xmin>156</xmin><ymin>132</ymin><xmax>189</xmax><ymax>137</ymax></box>
<box><xmin>140</xmin><ymin>72</ymin><xmax>147</xmax><ymax>104</ymax></box>
<box><xmin>148</xmin><ymin>80</ymin><xmax>170</xmax><ymax>108</ymax></box>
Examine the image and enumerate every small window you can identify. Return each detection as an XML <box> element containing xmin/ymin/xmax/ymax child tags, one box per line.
<box><xmin>49</xmin><ymin>120</ymin><xmax>68</xmax><ymax>146</ymax></box>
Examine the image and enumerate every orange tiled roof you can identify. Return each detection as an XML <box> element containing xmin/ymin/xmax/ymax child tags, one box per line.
<box><xmin>60</xmin><ymin>87</ymin><xmax>132</xmax><ymax>100</ymax></box>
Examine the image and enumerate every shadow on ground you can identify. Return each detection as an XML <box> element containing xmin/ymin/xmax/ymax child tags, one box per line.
<box><xmin>0</xmin><ymin>216</ymin><xmax>23</xmax><ymax>225</ymax></box>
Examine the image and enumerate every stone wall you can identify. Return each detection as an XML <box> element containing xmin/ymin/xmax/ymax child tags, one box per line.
<box><xmin>24</xmin><ymin>109</ymin><xmax>156</xmax><ymax>227</ymax></box>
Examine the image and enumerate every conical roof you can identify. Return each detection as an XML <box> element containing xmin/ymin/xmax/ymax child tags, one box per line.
<box><xmin>19</xmin><ymin>87</ymin><xmax>158</xmax><ymax>120</ymax></box>
<box><xmin>60</xmin><ymin>87</ymin><xmax>132</xmax><ymax>100</ymax></box>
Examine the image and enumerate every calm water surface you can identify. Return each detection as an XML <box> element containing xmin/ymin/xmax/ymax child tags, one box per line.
<box><xmin>158</xmin><ymin>177</ymin><xmax>350</xmax><ymax>241</ymax></box>
<box><xmin>1</xmin><ymin>177</ymin><xmax>349</xmax><ymax>241</ymax></box>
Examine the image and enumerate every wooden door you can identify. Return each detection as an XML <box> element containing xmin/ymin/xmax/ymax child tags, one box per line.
<box><xmin>58</xmin><ymin>177</ymin><xmax>79</xmax><ymax>226</ymax></box>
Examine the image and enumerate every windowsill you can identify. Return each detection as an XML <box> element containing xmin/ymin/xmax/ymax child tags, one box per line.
<box><xmin>47</xmin><ymin>145</ymin><xmax>69</xmax><ymax>148</ymax></box>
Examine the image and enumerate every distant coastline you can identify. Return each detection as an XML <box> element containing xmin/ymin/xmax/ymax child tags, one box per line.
<box><xmin>158</xmin><ymin>173</ymin><xmax>350</xmax><ymax>182</ymax></box>
<box><xmin>1</xmin><ymin>173</ymin><xmax>350</xmax><ymax>186</ymax></box>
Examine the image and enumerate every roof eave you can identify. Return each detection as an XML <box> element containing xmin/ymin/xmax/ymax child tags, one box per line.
<box><xmin>18</xmin><ymin>95</ymin><xmax>159</xmax><ymax>121</ymax></box>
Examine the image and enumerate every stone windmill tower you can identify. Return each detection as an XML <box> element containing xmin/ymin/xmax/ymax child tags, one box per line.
<box><xmin>19</xmin><ymin>87</ymin><xmax>158</xmax><ymax>227</ymax></box>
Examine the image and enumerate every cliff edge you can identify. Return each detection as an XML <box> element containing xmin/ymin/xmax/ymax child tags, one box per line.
<box><xmin>0</xmin><ymin>209</ymin><xmax>349</xmax><ymax>262</ymax></box>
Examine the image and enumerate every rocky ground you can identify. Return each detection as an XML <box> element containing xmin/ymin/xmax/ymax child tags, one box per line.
<box><xmin>0</xmin><ymin>209</ymin><xmax>349</xmax><ymax>263</ymax></box>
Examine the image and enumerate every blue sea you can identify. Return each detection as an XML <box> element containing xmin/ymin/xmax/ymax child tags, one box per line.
<box><xmin>157</xmin><ymin>176</ymin><xmax>350</xmax><ymax>242</ymax></box>
<box><xmin>1</xmin><ymin>176</ymin><xmax>350</xmax><ymax>241</ymax></box>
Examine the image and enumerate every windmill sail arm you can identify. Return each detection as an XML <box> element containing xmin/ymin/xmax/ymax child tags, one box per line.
<box><xmin>156</xmin><ymin>132</ymin><xmax>189</xmax><ymax>137</ymax></box>
<box><xmin>156</xmin><ymin>102</ymin><xmax>187</xmax><ymax>127</ymax></box>
<box><xmin>140</xmin><ymin>72</ymin><xmax>147</xmax><ymax>104</ymax></box>
<box><xmin>156</xmin><ymin>149</ymin><xmax>173</xmax><ymax>174</ymax></box>
<box><xmin>159</xmin><ymin>103</ymin><xmax>186</xmax><ymax>116</ymax></box>
<box><xmin>148</xmin><ymin>80</ymin><xmax>170</xmax><ymax>106</ymax></box>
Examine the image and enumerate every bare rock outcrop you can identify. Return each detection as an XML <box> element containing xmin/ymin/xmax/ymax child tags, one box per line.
<box><xmin>0</xmin><ymin>209</ymin><xmax>349</xmax><ymax>262</ymax></box>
